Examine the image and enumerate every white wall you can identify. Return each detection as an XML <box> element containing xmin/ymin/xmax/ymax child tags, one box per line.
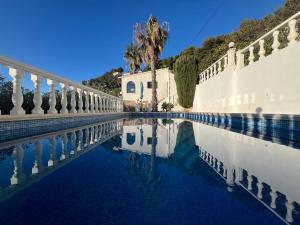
<box><xmin>193</xmin><ymin>43</ymin><xmax>300</xmax><ymax>114</ymax></box>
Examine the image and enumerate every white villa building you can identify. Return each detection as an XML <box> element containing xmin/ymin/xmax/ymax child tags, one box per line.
<box><xmin>121</xmin><ymin>68</ymin><xmax>180</xmax><ymax>111</ymax></box>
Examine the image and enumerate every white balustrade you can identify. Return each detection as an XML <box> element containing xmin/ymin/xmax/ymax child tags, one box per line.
<box><xmin>70</xmin><ymin>86</ymin><xmax>76</xmax><ymax>113</ymax></box>
<box><xmin>0</xmin><ymin>56</ymin><xmax>122</xmax><ymax>117</ymax></box>
<box><xmin>198</xmin><ymin>11</ymin><xmax>300</xmax><ymax>83</ymax></box>
<box><xmin>60</xmin><ymin>83</ymin><xmax>68</xmax><ymax>114</ymax></box>
<box><xmin>84</xmin><ymin>91</ymin><xmax>90</xmax><ymax>113</ymax></box>
<box><xmin>31</xmin><ymin>74</ymin><xmax>43</xmax><ymax>115</ymax></box>
<box><xmin>9</xmin><ymin>68</ymin><xmax>25</xmax><ymax>115</ymax></box>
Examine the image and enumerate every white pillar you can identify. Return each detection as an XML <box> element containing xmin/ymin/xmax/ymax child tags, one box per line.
<box><xmin>48</xmin><ymin>136</ymin><xmax>57</xmax><ymax>167</ymax></box>
<box><xmin>99</xmin><ymin>96</ymin><xmax>102</xmax><ymax>112</ymax></box>
<box><xmin>70</xmin><ymin>86</ymin><xmax>76</xmax><ymax>113</ymax></box>
<box><xmin>272</xmin><ymin>30</ymin><xmax>280</xmax><ymax>53</ymax></box>
<box><xmin>61</xmin><ymin>133</ymin><xmax>68</xmax><ymax>160</ymax></box>
<box><xmin>285</xmin><ymin>198</ymin><xmax>295</xmax><ymax>223</ymax></box>
<box><xmin>47</xmin><ymin>79</ymin><xmax>57</xmax><ymax>114</ymax></box>
<box><xmin>258</xmin><ymin>40</ymin><xmax>266</xmax><ymax>59</ymax></box>
<box><xmin>94</xmin><ymin>94</ymin><xmax>99</xmax><ymax>113</ymax></box>
<box><xmin>10</xmin><ymin>144</ymin><xmax>25</xmax><ymax>185</ymax></box>
<box><xmin>60</xmin><ymin>83</ymin><xmax>68</xmax><ymax>114</ymax></box>
<box><xmin>90</xmin><ymin>92</ymin><xmax>94</xmax><ymax>113</ymax></box>
<box><xmin>77</xmin><ymin>129</ymin><xmax>83</xmax><ymax>151</ymax></box>
<box><xmin>9</xmin><ymin>68</ymin><xmax>25</xmax><ymax>115</ymax></box>
<box><xmin>84</xmin><ymin>91</ymin><xmax>90</xmax><ymax>113</ymax></box>
<box><xmin>31</xmin><ymin>74</ymin><xmax>43</xmax><ymax>115</ymax></box>
<box><xmin>32</xmin><ymin>139</ymin><xmax>43</xmax><ymax>174</ymax></box>
<box><xmin>78</xmin><ymin>89</ymin><xmax>83</xmax><ymax>113</ymax></box>
<box><xmin>288</xmin><ymin>19</ymin><xmax>298</xmax><ymax>45</ymax></box>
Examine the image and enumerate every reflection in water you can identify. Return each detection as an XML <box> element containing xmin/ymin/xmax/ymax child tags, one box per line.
<box><xmin>0</xmin><ymin>118</ymin><xmax>299</xmax><ymax>225</ymax></box>
<box><xmin>0</xmin><ymin>119</ymin><xmax>122</xmax><ymax>201</ymax></box>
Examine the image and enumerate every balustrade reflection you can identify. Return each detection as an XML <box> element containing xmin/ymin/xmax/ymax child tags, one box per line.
<box><xmin>0</xmin><ymin>119</ymin><xmax>123</xmax><ymax>201</ymax></box>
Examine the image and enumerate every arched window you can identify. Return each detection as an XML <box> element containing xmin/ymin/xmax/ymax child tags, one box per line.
<box><xmin>127</xmin><ymin>133</ymin><xmax>136</xmax><ymax>145</ymax></box>
<box><xmin>126</xmin><ymin>81</ymin><xmax>135</xmax><ymax>93</ymax></box>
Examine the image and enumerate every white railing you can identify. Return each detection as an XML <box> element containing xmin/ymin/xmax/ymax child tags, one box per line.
<box><xmin>199</xmin><ymin>53</ymin><xmax>228</xmax><ymax>83</ymax></box>
<box><xmin>0</xmin><ymin>56</ymin><xmax>123</xmax><ymax>116</ymax></box>
<box><xmin>199</xmin><ymin>11</ymin><xmax>300</xmax><ymax>83</ymax></box>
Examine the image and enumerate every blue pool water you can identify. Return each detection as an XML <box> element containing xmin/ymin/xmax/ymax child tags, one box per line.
<box><xmin>0</xmin><ymin>118</ymin><xmax>299</xmax><ymax>225</ymax></box>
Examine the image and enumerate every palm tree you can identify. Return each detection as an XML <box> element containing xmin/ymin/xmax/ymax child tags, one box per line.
<box><xmin>124</xmin><ymin>43</ymin><xmax>143</xmax><ymax>74</ymax></box>
<box><xmin>135</xmin><ymin>16</ymin><xmax>169</xmax><ymax>111</ymax></box>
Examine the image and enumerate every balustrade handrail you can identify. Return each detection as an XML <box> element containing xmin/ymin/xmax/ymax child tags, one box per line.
<box><xmin>240</xmin><ymin>11</ymin><xmax>300</xmax><ymax>53</ymax></box>
<box><xmin>200</xmin><ymin>53</ymin><xmax>228</xmax><ymax>74</ymax></box>
<box><xmin>0</xmin><ymin>56</ymin><xmax>120</xmax><ymax>100</ymax></box>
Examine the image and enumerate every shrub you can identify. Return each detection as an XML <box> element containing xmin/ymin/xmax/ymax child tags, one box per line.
<box><xmin>161</xmin><ymin>102</ymin><xmax>174</xmax><ymax>112</ymax></box>
<box><xmin>174</xmin><ymin>55</ymin><xmax>198</xmax><ymax>108</ymax></box>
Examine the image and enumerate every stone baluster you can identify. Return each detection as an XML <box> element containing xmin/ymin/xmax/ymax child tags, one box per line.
<box><xmin>31</xmin><ymin>74</ymin><xmax>43</xmax><ymax>115</ymax></box>
<box><xmin>288</xmin><ymin>19</ymin><xmax>298</xmax><ymax>45</ymax></box>
<box><xmin>48</xmin><ymin>136</ymin><xmax>57</xmax><ymax>167</ymax></box>
<box><xmin>209</xmin><ymin>67</ymin><xmax>213</xmax><ymax>78</ymax></box>
<box><xmin>10</xmin><ymin>144</ymin><xmax>25</xmax><ymax>185</ymax></box>
<box><xmin>248</xmin><ymin>46</ymin><xmax>255</xmax><ymax>64</ymax></box>
<box><xmin>90</xmin><ymin>92</ymin><xmax>94</xmax><ymax>113</ymax></box>
<box><xmin>223</xmin><ymin>56</ymin><xmax>228</xmax><ymax>69</ymax></box>
<box><xmin>94</xmin><ymin>94</ymin><xmax>99</xmax><ymax>113</ymax></box>
<box><xmin>77</xmin><ymin>89</ymin><xmax>83</xmax><ymax>113</ymax></box>
<box><xmin>32</xmin><ymin>139</ymin><xmax>43</xmax><ymax>174</ymax></box>
<box><xmin>247</xmin><ymin>173</ymin><xmax>253</xmax><ymax>191</ymax></box>
<box><xmin>70</xmin><ymin>131</ymin><xmax>76</xmax><ymax>155</ymax></box>
<box><xmin>47</xmin><ymin>79</ymin><xmax>57</xmax><ymax>114</ymax></box>
<box><xmin>84</xmin><ymin>91</ymin><xmax>90</xmax><ymax>113</ymax></box>
<box><xmin>206</xmin><ymin>69</ymin><xmax>209</xmax><ymax>80</ymax></box>
<box><xmin>9</xmin><ymin>68</ymin><xmax>25</xmax><ymax>115</ymax></box>
<box><xmin>285</xmin><ymin>198</ymin><xmax>295</xmax><ymax>223</ymax></box>
<box><xmin>61</xmin><ymin>133</ymin><xmax>68</xmax><ymax>160</ymax></box>
<box><xmin>227</xmin><ymin>42</ymin><xmax>236</xmax><ymax>69</ymax></box>
<box><xmin>213</xmin><ymin>64</ymin><xmax>217</xmax><ymax>76</ymax></box>
<box><xmin>99</xmin><ymin>96</ymin><xmax>102</xmax><ymax>112</ymax></box>
<box><xmin>85</xmin><ymin>128</ymin><xmax>89</xmax><ymax>147</ymax></box>
<box><xmin>104</xmin><ymin>98</ymin><xmax>107</xmax><ymax>112</ymax></box>
<box><xmin>218</xmin><ymin>61</ymin><xmax>222</xmax><ymax>73</ymax></box>
<box><xmin>236</xmin><ymin>51</ymin><xmax>245</xmax><ymax>69</ymax></box>
<box><xmin>90</xmin><ymin>126</ymin><xmax>94</xmax><ymax>144</ymax></box>
<box><xmin>60</xmin><ymin>83</ymin><xmax>68</xmax><ymax>114</ymax></box>
<box><xmin>272</xmin><ymin>30</ymin><xmax>280</xmax><ymax>52</ymax></box>
<box><xmin>94</xmin><ymin>126</ymin><xmax>99</xmax><ymax>142</ymax></box>
<box><xmin>70</xmin><ymin>86</ymin><xmax>76</xmax><ymax>113</ymax></box>
<box><xmin>223</xmin><ymin>166</ymin><xmax>227</xmax><ymax>178</ymax></box>
<box><xmin>256</xmin><ymin>179</ymin><xmax>263</xmax><ymax>199</ymax></box>
<box><xmin>216</xmin><ymin>161</ymin><xmax>221</xmax><ymax>173</ymax></box>
<box><xmin>77</xmin><ymin>129</ymin><xmax>83</xmax><ymax>151</ymax></box>
<box><xmin>258</xmin><ymin>40</ymin><xmax>266</xmax><ymax>59</ymax></box>
<box><xmin>270</xmin><ymin>188</ymin><xmax>278</xmax><ymax>209</ymax></box>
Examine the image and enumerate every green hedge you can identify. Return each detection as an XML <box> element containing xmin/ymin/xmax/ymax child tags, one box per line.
<box><xmin>174</xmin><ymin>55</ymin><xmax>198</xmax><ymax>108</ymax></box>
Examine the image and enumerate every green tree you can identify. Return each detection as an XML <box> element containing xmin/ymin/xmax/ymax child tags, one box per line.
<box><xmin>82</xmin><ymin>67</ymin><xmax>123</xmax><ymax>97</ymax></box>
<box><xmin>135</xmin><ymin>15</ymin><xmax>169</xmax><ymax>111</ymax></box>
<box><xmin>174</xmin><ymin>55</ymin><xmax>198</xmax><ymax>108</ymax></box>
<box><xmin>124</xmin><ymin>43</ymin><xmax>143</xmax><ymax>74</ymax></box>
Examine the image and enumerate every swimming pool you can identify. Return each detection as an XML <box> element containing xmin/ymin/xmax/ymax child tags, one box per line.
<box><xmin>0</xmin><ymin>117</ymin><xmax>299</xmax><ymax>225</ymax></box>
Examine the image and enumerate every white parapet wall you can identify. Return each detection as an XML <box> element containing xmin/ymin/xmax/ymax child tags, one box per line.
<box><xmin>193</xmin><ymin>11</ymin><xmax>300</xmax><ymax>115</ymax></box>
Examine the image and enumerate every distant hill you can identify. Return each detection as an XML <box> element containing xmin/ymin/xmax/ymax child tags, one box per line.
<box><xmin>82</xmin><ymin>67</ymin><xmax>123</xmax><ymax>97</ymax></box>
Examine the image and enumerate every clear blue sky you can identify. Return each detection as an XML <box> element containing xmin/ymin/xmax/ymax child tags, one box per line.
<box><xmin>0</xmin><ymin>0</ymin><xmax>284</xmax><ymax>84</ymax></box>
